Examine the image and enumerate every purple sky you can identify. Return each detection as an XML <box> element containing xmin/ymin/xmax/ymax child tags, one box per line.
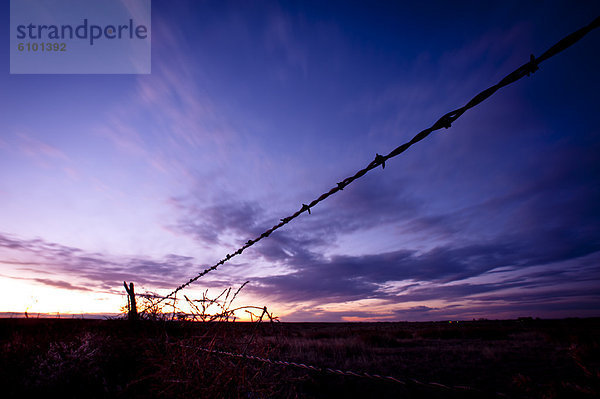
<box><xmin>1</xmin><ymin>1</ymin><xmax>599</xmax><ymax>321</ymax></box>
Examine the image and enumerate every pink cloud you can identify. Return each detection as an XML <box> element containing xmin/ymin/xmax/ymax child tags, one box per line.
<box><xmin>17</xmin><ymin>133</ymin><xmax>69</xmax><ymax>163</ymax></box>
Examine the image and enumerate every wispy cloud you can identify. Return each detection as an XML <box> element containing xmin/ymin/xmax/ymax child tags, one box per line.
<box><xmin>16</xmin><ymin>133</ymin><xmax>70</xmax><ymax>164</ymax></box>
<box><xmin>0</xmin><ymin>232</ymin><xmax>201</xmax><ymax>293</ymax></box>
<box><xmin>264</xmin><ymin>10</ymin><xmax>308</xmax><ymax>81</ymax></box>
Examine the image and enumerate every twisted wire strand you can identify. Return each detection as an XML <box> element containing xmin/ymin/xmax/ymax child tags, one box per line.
<box><xmin>160</xmin><ymin>16</ymin><xmax>600</xmax><ymax>302</ymax></box>
<box><xmin>182</xmin><ymin>344</ymin><xmax>503</xmax><ymax>395</ymax></box>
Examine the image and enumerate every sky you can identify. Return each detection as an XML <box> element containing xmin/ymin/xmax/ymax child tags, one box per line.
<box><xmin>0</xmin><ymin>0</ymin><xmax>599</xmax><ymax>321</ymax></box>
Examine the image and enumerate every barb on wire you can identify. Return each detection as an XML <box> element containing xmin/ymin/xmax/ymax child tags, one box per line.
<box><xmin>159</xmin><ymin>16</ymin><xmax>600</xmax><ymax>303</ymax></box>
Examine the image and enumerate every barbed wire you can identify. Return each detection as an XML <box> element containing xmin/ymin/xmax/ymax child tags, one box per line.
<box><xmin>160</xmin><ymin>16</ymin><xmax>600</xmax><ymax>303</ymax></box>
<box><xmin>179</xmin><ymin>344</ymin><xmax>505</xmax><ymax>396</ymax></box>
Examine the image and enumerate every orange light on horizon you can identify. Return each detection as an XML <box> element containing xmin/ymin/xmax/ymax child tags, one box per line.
<box><xmin>0</xmin><ymin>277</ymin><xmax>123</xmax><ymax>315</ymax></box>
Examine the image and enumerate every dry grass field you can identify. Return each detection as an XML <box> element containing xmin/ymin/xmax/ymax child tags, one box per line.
<box><xmin>1</xmin><ymin>318</ymin><xmax>599</xmax><ymax>398</ymax></box>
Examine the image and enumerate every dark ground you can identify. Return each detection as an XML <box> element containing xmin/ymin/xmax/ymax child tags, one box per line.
<box><xmin>0</xmin><ymin>318</ymin><xmax>599</xmax><ymax>398</ymax></box>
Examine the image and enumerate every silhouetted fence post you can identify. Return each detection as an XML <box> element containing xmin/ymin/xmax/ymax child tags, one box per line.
<box><xmin>123</xmin><ymin>281</ymin><xmax>138</xmax><ymax>321</ymax></box>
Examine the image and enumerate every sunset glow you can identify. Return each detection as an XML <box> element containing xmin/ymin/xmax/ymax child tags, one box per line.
<box><xmin>1</xmin><ymin>1</ymin><xmax>599</xmax><ymax>321</ymax></box>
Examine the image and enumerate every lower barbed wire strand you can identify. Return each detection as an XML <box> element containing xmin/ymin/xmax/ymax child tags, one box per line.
<box><xmin>175</xmin><ymin>344</ymin><xmax>509</xmax><ymax>394</ymax></box>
